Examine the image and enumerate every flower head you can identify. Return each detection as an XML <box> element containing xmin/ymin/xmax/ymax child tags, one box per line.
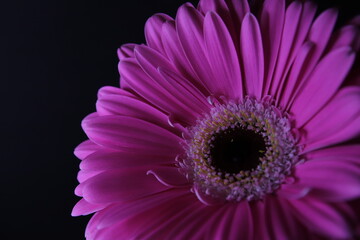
<box><xmin>73</xmin><ymin>0</ymin><xmax>360</xmax><ymax>239</ymax></box>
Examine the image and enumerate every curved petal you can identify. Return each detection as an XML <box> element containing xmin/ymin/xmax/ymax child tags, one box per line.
<box><xmin>286</xmin><ymin>197</ymin><xmax>357</xmax><ymax>239</ymax></box>
<box><xmin>225</xmin><ymin>0</ymin><xmax>249</xmax><ymax>33</ymax></box>
<box><xmin>294</xmin><ymin>151</ymin><xmax>360</xmax><ymax>201</ymax></box>
<box><xmin>164</xmin><ymin>203</ymin><xmax>224</xmax><ymax>240</ymax></box>
<box><xmin>95</xmin><ymin>189</ymin><xmax>189</xmax><ymax>230</ymax></box>
<box><xmin>250</xmin><ymin>201</ymin><xmax>270</xmax><ymax>240</ymax></box>
<box><xmin>290</xmin><ymin>47</ymin><xmax>355</xmax><ymax>127</ymax></box>
<box><xmin>97</xmin><ymin>86</ymin><xmax>134</xmax><ymax>99</ymax></box>
<box><xmin>145</xmin><ymin>13</ymin><xmax>172</xmax><ymax>54</ymax></box>
<box><xmin>77</xmin><ymin>169</ymin><xmax>103</xmax><ymax>184</ymax></box>
<box><xmin>119</xmin><ymin>58</ymin><xmax>197</xmax><ymax>125</ymax></box>
<box><xmin>135</xmin><ymin>45</ymin><xmax>204</xmax><ymax>123</ymax></box>
<box><xmin>265</xmin><ymin>197</ymin><xmax>308</xmax><ymax>239</ymax></box>
<box><xmin>80</xmin><ymin>149</ymin><xmax>175</xmax><ymax>171</ymax></box>
<box><xmin>269</xmin><ymin>1</ymin><xmax>301</xmax><ymax>96</ymax></box>
<box><xmin>284</xmin><ymin>8</ymin><xmax>338</xmax><ymax>107</ymax></box>
<box><xmin>240</xmin><ymin>13</ymin><xmax>264</xmax><ymax>99</ymax></box>
<box><xmin>197</xmin><ymin>0</ymin><xmax>238</xmax><ymax>47</ymax></box>
<box><xmin>74</xmin><ymin>140</ymin><xmax>101</xmax><ymax>160</ymax></box>
<box><xmin>260</xmin><ymin>0</ymin><xmax>285</xmax><ymax>95</ymax></box>
<box><xmin>197</xmin><ymin>0</ymin><xmax>228</xmax><ymax>15</ymax></box>
<box><xmin>117</xmin><ymin>43</ymin><xmax>136</xmax><ymax>60</ymax></box>
<box><xmin>147</xmin><ymin>166</ymin><xmax>189</xmax><ymax>187</ymax></box>
<box><xmin>268</xmin><ymin>2</ymin><xmax>316</xmax><ymax>97</ymax></box>
<box><xmin>328</xmin><ymin>25</ymin><xmax>360</xmax><ymax>51</ymax></box>
<box><xmin>228</xmin><ymin>202</ymin><xmax>253</xmax><ymax>240</ymax></box>
<box><xmin>72</xmin><ymin>198</ymin><xmax>107</xmax><ymax>216</ymax></box>
<box><xmin>81</xmin><ymin>168</ymin><xmax>169</xmax><ymax>204</ymax></box>
<box><xmin>204</xmin><ymin>11</ymin><xmax>243</xmax><ymax>100</ymax></box>
<box><xmin>176</xmin><ymin>4</ymin><xmax>218</xmax><ymax>94</ymax></box>
<box><xmin>301</xmin><ymin>86</ymin><xmax>360</xmax><ymax>151</ymax></box>
<box><xmin>96</xmin><ymin>86</ymin><xmax>185</xmax><ymax>135</ymax></box>
<box><xmin>279</xmin><ymin>41</ymin><xmax>314</xmax><ymax>109</ymax></box>
<box><xmin>82</xmin><ymin>114</ymin><xmax>183</xmax><ymax>155</ymax></box>
<box><xmin>94</xmin><ymin>193</ymin><xmax>212</xmax><ymax>240</ymax></box>
<box><xmin>157</xmin><ymin>67</ymin><xmax>211</xmax><ymax>115</ymax></box>
<box><xmin>161</xmin><ymin>20</ymin><xmax>209</xmax><ymax>95</ymax></box>
<box><xmin>305</xmin><ymin>144</ymin><xmax>360</xmax><ymax>160</ymax></box>
<box><xmin>193</xmin><ymin>185</ymin><xmax>226</xmax><ymax>206</ymax></box>
<box><xmin>277</xmin><ymin>180</ymin><xmax>310</xmax><ymax>200</ymax></box>
<box><xmin>85</xmin><ymin>209</ymin><xmax>109</xmax><ymax>240</ymax></box>
<box><xmin>300</xmin><ymin>8</ymin><xmax>338</xmax><ymax>80</ymax></box>
<box><xmin>187</xmin><ymin>206</ymin><xmax>230</xmax><ymax>240</ymax></box>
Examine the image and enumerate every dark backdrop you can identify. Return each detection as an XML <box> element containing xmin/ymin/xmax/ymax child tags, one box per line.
<box><xmin>0</xmin><ymin>0</ymin><xmax>357</xmax><ymax>239</ymax></box>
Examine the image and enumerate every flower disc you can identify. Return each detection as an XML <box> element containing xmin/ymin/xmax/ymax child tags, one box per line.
<box><xmin>182</xmin><ymin>97</ymin><xmax>299</xmax><ymax>201</ymax></box>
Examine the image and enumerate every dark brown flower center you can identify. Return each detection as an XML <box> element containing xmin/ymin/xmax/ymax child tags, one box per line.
<box><xmin>209</xmin><ymin>127</ymin><xmax>266</xmax><ymax>174</ymax></box>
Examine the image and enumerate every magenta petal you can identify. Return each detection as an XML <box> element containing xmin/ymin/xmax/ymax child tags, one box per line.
<box><xmin>157</xmin><ymin>67</ymin><xmax>211</xmax><ymax>115</ymax></box>
<box><xmin>176</xmin><ymin>4</ymin><xmax>218</xmax><ymax>94</ymax></box>
<box><xmin>228</xmin><ymin>202</ymin><xmax>253</xmax><ymax>240</ymax></box>
<box><xmin>134</xmin><ymin>45</ymin><xmax>203</xmax><ymax>123</ymax></box>
<box><xmin>291</xmin><ymin>47</ymin><xmax>355</xmax><ymax>127</ymax></box>
<box><xmin>158</xmin><ymin>200</ymin><xmax>220</xmax><ymax>240</ymax></box>
<box><xmin>161</xmin><ymin>21</ymin><xmax>209</xmax><ymax>95</ymax></box>
<box><xmin>144</xmin><ymin>13</ymin><xmax>172</xmax><ymax>54</ymax></box>
<box><xmin>225</xmin><ymin>0</ymin><xmax>249</xmax><ymax>29</ymax></box>
<box><xmin>95</xmin><ymin>194</ymin><xmax>204</xmax><ymax>240</ymax></box>
<box><xmin>72</xmin><ymin>199</ymin><xmax>107</xmax><ymax>216</ymax></box>
<box><xmin>305</xmin><ymin>144</ymin><xmax>360</xmax><ymax>160</ymax></box>
<box><xmin>250</xmin><ymin>201</ymin><xmax>270</xmax><ymax>239</ymax></box>
<box><xmin>265</xmin><ymin>197</ymin><xmax>307</xmax><ymax>239</ymax></box>
<box><xmin>172</xmin><ymin>210</ymin><xmax>224</xmax><ymax>240</ymax></box>
<box><xmin>97</xmin><ymin>85</ymin><xmax>134</xmax><ymax>99</ymax></box>
<box><xmin>80</xmin><ymin>149</ymin><xmax>174</xmax><ymax>171</ymax></box>
<box><xmin>260</xmin><ymin>0</ymin><xmax>285</xmax><ymax>95</ymax></box>
<box><xmin>277</xmin><ymin>181</ymin><xmax>310</xmax><ymax>200</ymax></box>
<box><xmin>82</xmin><ymin>114</ymin><xmax>182</xmax><ymax>155</ymax></box>
<box><xmin>147</xmin><ymin>166</ymin><xmax>189</xmax><ymax>187</ymax></box>
<box><xmin>197</xmin><ymin>0</ymin><xmax>237</xmax><ymax>44</ymax></box>
<box><xmin>287</xmin><ymin>197</ymin><xmax>356</xmax><ymax>238</ymax></box>
<box><xmin>240</xmin><ymin>13</ymin><xmax>264</xmax><ymax>99</ymax></box>
<box><xmin>302</xmin><ymin>8</ymin><xmax>338</xmax><ymax>78</ymax></box>
<box><xmin>193</xmin><ymin>185</ymin><xmax>226</xmax><ymax>206</ymax></box>
<box><xmin>77</xmin><ymin>170</ymin><xmax>103</xmax><ymax>183</ymax></box>
<box><xmin>267</xmin><ymin>1</ymin><xmax>302</xmax><ymax>96</ymax></box>
<box><xmin>204</xmin><ymin>11</ymin><xmax>243</xmax><ymax>100</ymax></box>
<box><xmin>74</xmin><ymin>140</ymin><xmax>101</xmax><ymax>160</ymax></box>
<box><xmin>197</xmin><ymin>0</ymin><xmax>227</xmax><ymax>15</ymax></box>
<box><xmin>96</xmin><ymin>86</ymin><xmax>184</xmax><ymax>135</ymax></box>
<box><xmin>295</xmin><ymin>154</ymin><xmax>360</xmax><ymax>201</ymax></box>
<box><xmin>119</xmin><ymin>59</ymin><xmax>173</xmax><ymax>111</ymax></box>
<box><xmin>329</xmin><ymin>25</ymin><xmax>360</xmax><ymax>51</ymax></box>
<box><xmin>301</xmin><ymin>86</ymin><xmax>360</xmax><ymax>151</ymax></box>
<box><xmin>85</xmin><ymin>210</ymin><xmax>108</xmax><ymax>239</ymax></box>
<box><xmin>279</xmin><ymin>42</ymin><xmax>314</xmax><ymax>110</ymax></box>
<box><xmin>96</xmin><ymin>189</ymin><xmax>189</xmax><ymax>230</ymax></box>
<box><xmin>272</xmin><ymin>2</ymin><xmax>317</xmax><ymax>100</ymax></box>
<box><xmin>188</xmin><ymin>206</ymin><xmax>229</xmax><ymax>240</ymax></box>
<box><xmin>197</xmin><ymin>206</ymin><xmax>233</xmax><ymax>240</ymax></box>
<box><xmin>82</xmin><ymin>168</ymin><xmax>169</xmax><ymax>204</ymax></box>
<box><xmin>75</xmin><ymin>171</ymin><xmax>96</xmax><ymax>196</ymax></box>
<box><xmin>119</xmin><ymin>58</ymin><xmax>197</xmax><ymax>125</ymax></box>
<box><xmin>117</xmin><ymin>43</ymin><xmax>136</xmax><ymax>60</ymax></box>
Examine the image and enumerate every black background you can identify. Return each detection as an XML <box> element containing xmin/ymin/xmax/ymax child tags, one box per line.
<box><xmin>0</xmin><ymin>0</ymin><xmax>358</xmax><ymax>239</ymax></box>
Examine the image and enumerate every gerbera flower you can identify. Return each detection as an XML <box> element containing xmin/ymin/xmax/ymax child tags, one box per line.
<box><xmin>72</xmin><ymin>0</ymin><xmax>360</xmax><ymax>239</ymax></box>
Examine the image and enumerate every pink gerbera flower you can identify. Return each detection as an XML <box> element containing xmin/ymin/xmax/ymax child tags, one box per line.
<box><xmin>72</xmin><ymin>0</ymin><xmax>360</xmax><ymax>239</ymax></box>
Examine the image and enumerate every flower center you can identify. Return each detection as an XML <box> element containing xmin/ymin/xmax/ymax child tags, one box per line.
<box><xmin>210</xmin><ymin>127</ymin><xmax>266</xmax><ymax>174</ymax></box>
<box><xmin>179</xmin><ymin>97</ymin><xmax>299</xmax><ymax>202</ymax></box>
